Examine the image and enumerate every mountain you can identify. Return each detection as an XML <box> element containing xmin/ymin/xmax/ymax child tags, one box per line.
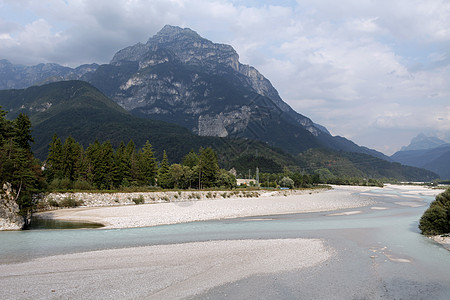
<box><xmin>391</xmin><ymin>143</ymin><xmax>450</xmax><ymax>179</ymax></box>
<box><xmin>0</xmin><ymin>81</ymin><xmax>437</xmax><ymax>181</ymax></box>
<box><xmin>0</xmin><ymin>80</ymin><xmax>299</xmax><ymax>170</ymax></box>
<box><xmin>0</xmin><ymin>59</ymin><xmax>98</xmax><ymax>90</ymax></box>
<box><xmin>400</xmin><ymin>133</ymin><xmax>447</xmax><ymax>151</ymax></box>
<box><xmin>0</xmin><ymin>26</ymin><xmax>391</xmax><ymax>161</ymax></box>
<box><xmin>84</xmin><ymin>25</ymin><xmax>391</xmax><ymax>160</ymax></box>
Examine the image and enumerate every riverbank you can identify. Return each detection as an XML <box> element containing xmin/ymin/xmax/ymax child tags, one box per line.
<box><xmin>0</xmin><ymin>238</ymin><xmax>331</xmax><ymax>299</ymax></box>
<box><xmin>35</xmin><ymin>186</ymin><xmax>376</xmax><ymax>229</ymax></box>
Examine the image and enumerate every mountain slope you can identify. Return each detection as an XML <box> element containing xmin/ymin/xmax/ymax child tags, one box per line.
<box><xmin>391</xmin><ymin>144</ymin><xmax>450</xmax><ymax>179</ymax></box>
<box><xmin>85</xmin><ymin>25</ymin><xmax>390</xmax><ymax>160</ymax></box>
<box><xmin>0</xmin><ymin>80</ymin><xmax>300</xmax><ymax>169</ymax></box>
<box><xmin>400</xmin><ymin>133</ymin><xmax>447</xmax><ymax>151</ymax></box>
<box><xmin>0</xmin><ymin>81</ymin><xmax>436</xmax><ymax>181</ymax></box>
<box><xmin>0</xmin><ymin>59</ymin><xmax>98</xmax><ymax>90</ymax></box>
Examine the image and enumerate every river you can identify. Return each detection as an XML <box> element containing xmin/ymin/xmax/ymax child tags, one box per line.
<box><xmin>1</xmin><ymin>185</ymin><xmax>449</xmax><ymax>299</ymax></box>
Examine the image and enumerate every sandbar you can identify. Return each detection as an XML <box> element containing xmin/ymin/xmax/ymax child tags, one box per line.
<box><xmin>35</xmin><ymin>186</ymin><xmax>376</xmax><ymax>229</ymax></box>
<box><xmin>0</xmin><ymin>238</ymin><xmax>331</xmax><ymax>299</ymax></box>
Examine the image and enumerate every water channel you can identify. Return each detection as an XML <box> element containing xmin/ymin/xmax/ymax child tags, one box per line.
<box><xmin>1</xmin><ymin>185</ymin><xmax>450</xmax><ymax>299</ymax></box>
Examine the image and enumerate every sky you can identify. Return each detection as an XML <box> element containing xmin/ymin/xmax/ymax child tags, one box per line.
<box><xmin>1</xmin><ymin>0</ymin><xmax>449</xmax><ymax>155</ymax></box>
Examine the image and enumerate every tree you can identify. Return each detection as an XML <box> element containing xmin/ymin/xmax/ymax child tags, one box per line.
<box><xmin>169</xmin><ymin>164</ymin><xmax>184</xmax><ymax>189</ymax></box>
<box><xmin>139</xmin><ymin>141</ymin><xmax>158</xmax><ymax>186</ymax></box>
<box><xmin>61</xmin><ymin>136</ymin><xmax>82</xmax><ymax>181</ymax></box>
<box><xmin>0</xmin><ymin>107</ymin><xmax>42</xmax><ymax>218</ymax></box>
<box><xmin>279</xmin><ymin>176</ymin><xmax>294</xmax><ymax>188</ymax></box>
<box><xmin>46</xmin><ymin>134</ymin><xmax>64</xmax><ymax>181</ymax></box>
<box><xmin>216</xmin><ymin>169</ymin><xmax>236</xmax><ymax>189</ymax></box>
<box><xmin>13</xmin><ymin>113</ymin><xmax>34</xmax><ymax>152</ymax></box>
<box><xmin>158</xmin><ymin>150</ymin><xmax>171</xmax><ymax>188</ymax></box>
<box><xmin>419</xmin><ymin>188</ymin><xmax>450</xmax><ymax>235</ymax></box>
<box><xmin>182</xmin><ymin>149</ymin><xmax>199</xmax><ymax>168</ymax></box>
<box><xmin>197</xmin><ymin>147</ymin><xmax>219</xmax><ymax>189</ymax></box>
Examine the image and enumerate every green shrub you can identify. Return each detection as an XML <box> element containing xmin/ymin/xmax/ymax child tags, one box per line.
<box><xmin>419</xmin><ymin>188</ymin><xmax>450</xmax><ymax>235</ymax></box>
<box><xmin>73</xmin><ymin>180</ymin><xmax>94</xmax><ymax>190</ymax></box>
<box><xmin>59</xmin><ymin>196</ymin><xmax>83</xmax><ymax>208</ymax></box>
<box><xmin>47</xmin><ymin>198</ymin><xmax>59</xmax><ymax>207</ymax></box>
<box><xmin>132</xmin><ymin>195</ymin><xmax>145</xmax><ymax>204</ymax></box>
<box><xmin>60</xmin><ymin>178</ymin><xmax>73</xmax><ymax>190</ymax></box>
<box><xmin>49</xmin><ymin>178</ymin><xmax>61</xmax><ymax>191</ymax></box>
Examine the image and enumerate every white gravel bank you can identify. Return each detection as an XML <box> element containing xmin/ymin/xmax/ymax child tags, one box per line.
<box><xmin>0</xmin><ymin>238</ymin><xmax>331</xmax><ymax>299</ymax></box>
<box><xmin>35</xmin><ymin>186</ymin><xmax>376</xmax><ymax>229</ymax></box>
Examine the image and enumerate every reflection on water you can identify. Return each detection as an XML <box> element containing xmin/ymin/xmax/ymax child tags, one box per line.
<box><xmin>25</xmin><ymin>217</ymin><xmax>104</xmax><ymax>230</ymax></box>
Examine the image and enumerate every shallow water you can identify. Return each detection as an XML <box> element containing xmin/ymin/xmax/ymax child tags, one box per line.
<box><xmin>1</xmin><ymin>186</ymin><xmax>450</xmax><ymax>298</ymax></box>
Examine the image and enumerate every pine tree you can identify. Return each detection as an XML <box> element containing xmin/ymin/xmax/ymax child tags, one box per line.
<box><xmin>62</xmin><ymin>136</ymin><xmax>82</xmax><ymax>181</ymax></box>
<box><xmin>0</xmin><ymin>107</ymin><xmax>42</xmax><ymax>217</ymax></box>
<box><xmin>198</xmin><ymin>147</ymin><xmax>219</xmax><ymax>188</ymax></box>
<box><xmin>46</xmin><ymin>134</ymin><xmax>64</xmax><ymax>181</ymax></box>
<box><xmin>158</xmin><ymin>150</ymin><xmax>172</xmax><ymax>188</ymax></box>
<box><xmin>13</xmin><ymin>113</ymin><xmax>34</xmax><ymax>153</ymax></box>
<box><xmin>124</xmin><ymin>140</ymin><xmax>140</xmax><ymax>185</ymax></box>
<box><xmin>139</xmin><ymin>141</ymin><xmax>158</xmax><ymax>186</ymax></box>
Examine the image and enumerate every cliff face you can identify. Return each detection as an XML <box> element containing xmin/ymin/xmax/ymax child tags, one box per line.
<box><xmin>84</xmin><ymin>25</ymin><xmax>331</xmax><ymax>153</ymax></box>
<box><xmin>0</xmin><ymin>183</ymin><xmax>25</xmax><ymax>230</ymax></box>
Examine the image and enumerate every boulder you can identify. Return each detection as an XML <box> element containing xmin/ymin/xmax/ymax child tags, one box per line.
<box><xmin>0</xmin><ymin>183</ymin><xmax>25</xmax><ymax>230</ymax></box>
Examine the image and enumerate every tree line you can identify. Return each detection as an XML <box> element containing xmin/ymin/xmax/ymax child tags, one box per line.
<box><xmin>45</xmin><ymin>135</ymin><xmax>236</xmax><ymax>190</ymax></box>
<box><xmin>0</xmin><ymin>107</ymin><xmax>43</xmax><ymax>216</ymax></box>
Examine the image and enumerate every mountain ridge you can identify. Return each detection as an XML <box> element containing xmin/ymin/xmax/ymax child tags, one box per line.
<box><xmin>0</xmin><ymin>80</ymin><xmax>438</xmax><ymax>181</ymax></box>
<box><xmin>1</xmin><ymin>25</ymin><xmax>389</xmax><ymax>161</ymax></box>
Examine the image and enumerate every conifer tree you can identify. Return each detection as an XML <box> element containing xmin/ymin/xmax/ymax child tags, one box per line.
<box><xmin>61</xmin><ymin>136</ymin><xmax>82</xmax><ymax>181</ymax></box>
<box><xmin>13</xmin><ymin>113</ymin><xmax>34</xmax><ymax>152</ymax></box>
<box><xmin>198</xmin><ymin>147</ymin><xmax>219</xmax><ymax>188</ymax></box>
<box><xmin>158</xmin><ymin>150</ymin><xmax>171</xmax><ymax>188</ymax></box>
<box><xmin>0</xmin><ymin>107</ymin><xmax>42</xmax><ymax>217</ymax></box>
<box><xmin>139</xmin><ymin>141</ymin><xmax>158</xmax><ymax>186</ymax></box>
<box><xmin>46</xmin><ymin>134</ymin><xmax>64</xmax><ymax>181</ymax></box>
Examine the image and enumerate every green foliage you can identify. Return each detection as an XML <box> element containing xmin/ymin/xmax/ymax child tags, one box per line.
<box><xmin>0</xmin><ymin>106</ymin><xmax>43</xmax><ymax>216</ymax></box>
<box><xmin>198</xmin><ymin>147</ymin><xmax>219</xmax><ymax>188</ymax></box>
<box><xmin>158</xmin><ymin>150</ymin><xmax>172</xmax><ymax>188</ymax></box>
<box><xmin>132</xmin><ymin>195</ymin><xmax>145</xmax><ymax>205</ymax></box>
<box><xmin>59</xmin><ymin>196</ymin><xmax>84</xmax><ymax>208</ymax></box>
<box><xmin>419</xmin><ymin>188</ymin><xmax>450</xmax><ymax>235</ymax></box>
<box><xmin>279</xmin><ymin>176</ymin><xmax>294</xmax><ymax>188</ymax></box>
<box><xmin>139</xmin><ymin>141</ymin><xmax>158</xmax><ymax>186</ymax></box>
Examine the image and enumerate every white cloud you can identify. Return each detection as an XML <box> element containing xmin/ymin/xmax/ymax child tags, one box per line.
<box><xmin>0</xmin><ymin>0</ymin><xmax>449</xmax><ymax>154</ymax></box>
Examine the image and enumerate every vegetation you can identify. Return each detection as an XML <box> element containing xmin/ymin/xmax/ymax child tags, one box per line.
<box><xmin>419</xmin><ymin>188</ymin><xmax>450</xmax><ymax>235</ymax></box>
<box><xmin>0</xmin><ymin>81</ymin><xmax>438</xmax><ymax>183</ymax></box>
<box><xmin>0</xmin><ymin>107</ymin><xmax>43</xmax><ymax>216</ymax></box>
<box><xmin>44</xmin><ymin>135</ymin><xmax>236</xmax><ymax>191</ymax></box>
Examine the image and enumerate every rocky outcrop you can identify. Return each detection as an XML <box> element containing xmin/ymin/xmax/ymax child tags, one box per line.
<box><xmin>0</xmin><ymin>183</ymin><xmax>25</xmax><ymax>230</ymax></box>
<box><xmin>103</xmin><ymin>25</ymin><xmax>325</xmax><ymax>139</ymax></box>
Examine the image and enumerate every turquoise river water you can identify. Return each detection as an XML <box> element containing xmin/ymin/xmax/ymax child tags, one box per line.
<box><xmin>1</xmin><ymin>185</ymin><xmax>450</xmax><ymax>299</ymax></box>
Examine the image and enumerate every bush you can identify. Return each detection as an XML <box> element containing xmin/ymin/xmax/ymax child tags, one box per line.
<box><xmin>419</xmin><ymin>188</ymin><xmax>450</xmax><ymax>235</ymax></box>
<box><xmin>279</xmin><ymin>176</ymin><xmax>294</xmax><ymax>188</ymax></box>
<box><xmin>47</xmin><ymin>198</ymin><xmax>59</xmax><ymax>207</ymax></box>
<box><xmin>73</xmin><ymin>180</ymin><xmax>94</xmax><ymax>190</ymax></box>
<box><xmin>132</xmin><ymin>195</ymin><xmax>145</xmax><ymax>205</ymax></box>
<box><xmin>59</xmin><ymin>196</ymin><xmax>83</xmax><ymax>208</ymax></box>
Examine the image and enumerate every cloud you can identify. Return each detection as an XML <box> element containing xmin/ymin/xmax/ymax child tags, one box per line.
<box><xmin>0</xmin><ymin>0</ymin><xmax>449</xmax><ymax>154</ymax></box>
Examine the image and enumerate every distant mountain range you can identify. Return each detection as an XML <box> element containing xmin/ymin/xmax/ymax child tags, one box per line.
<box><xmin>0</xmin><ymin>25</ymin><xmax>439</xmax><ymax>181</ymax></box>
<box><xmin>392</xmin><ymin>133</ymin><xmax>450</xmax><ymax>179</ymax></box>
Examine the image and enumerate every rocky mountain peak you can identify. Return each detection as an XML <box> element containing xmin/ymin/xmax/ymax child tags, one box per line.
<box><xmin>401</xmin><ymin>133</ymin><xmax>447</xmax><ymax>151</ymax></box>
<box><xmin>148</xmin><ymin>25</ymin><xmax>202</xmax><ymax>44</ymax></box>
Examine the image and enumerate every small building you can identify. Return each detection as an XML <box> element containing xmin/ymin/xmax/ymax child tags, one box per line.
<box><xmin>236</xmin><ymin>179</ymin><xmax>257</xmax><ymax>186</ymax></box>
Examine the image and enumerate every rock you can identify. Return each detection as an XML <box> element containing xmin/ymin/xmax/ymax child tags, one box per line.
<box><xmin>0</xmin><ymin>183</ymin><xmax>25</xmax><ymax>230</ymax></box>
